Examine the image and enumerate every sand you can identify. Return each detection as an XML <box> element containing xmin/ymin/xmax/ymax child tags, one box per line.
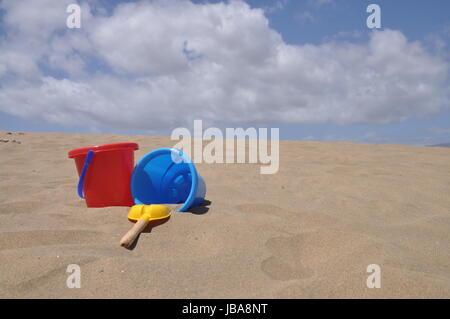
<box><xmin>0</xmin><ymin>130</ymin><xmax>449</xmax><ymax>298</ymax></box>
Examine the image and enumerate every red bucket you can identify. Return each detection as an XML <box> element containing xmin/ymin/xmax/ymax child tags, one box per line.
<box><xmin>68</xmin><ymin>143</ymin><xmax>139</xmax><ymax>207</ymax></box>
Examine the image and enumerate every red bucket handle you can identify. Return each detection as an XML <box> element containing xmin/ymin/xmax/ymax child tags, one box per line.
<box><xmin>77</xmin><ymin>150</ymin><xmax>94</xmax><ymax>199</ymax></box>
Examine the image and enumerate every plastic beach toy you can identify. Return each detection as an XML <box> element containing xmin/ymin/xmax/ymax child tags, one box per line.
<box><xmin>120</xmin><ymin>204</ymin><xmax>171</xmax><ymax>248</ymax></box>
<box><xmin>68</xmin><ymin>143</ymin><xmax>139</xmax><ymax>207</ymax></box>
<box><xmin>130</xmin><ymin>148</ymin><xmax>206</xmax><ymax>212</ymax></box>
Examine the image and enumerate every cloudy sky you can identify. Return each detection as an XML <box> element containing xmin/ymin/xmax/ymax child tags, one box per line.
<box><xmin>0</xmin><ymin>0</ymin><xmax>449</xmax><ymax>145</ymax></box>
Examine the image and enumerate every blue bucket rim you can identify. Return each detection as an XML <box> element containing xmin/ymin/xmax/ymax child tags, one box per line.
<box><xmin>130</xmin><ymin>148</ymin><xmax>198</xmax><ymax>212</ymax></box>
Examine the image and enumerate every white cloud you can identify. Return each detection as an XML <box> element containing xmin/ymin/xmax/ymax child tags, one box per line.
<box><xmin>309</xmin><ymin>0</ymin><xmax>334</xmax><ymax>7</ymax></box>
<box><xmin>263</xmin><ymin>0</ymin><xmax>289</xmax><ymax>14</ymax></box>
<box><xmin>428</xmin><ymin>127</ymin><xmax>450</xmax><ymax>135</ymax></box>
<box><xmin>0</xmin><ymin>0</ymin><xmax>449</xmax><ymax>132</ymax></box>
<box><xmin>295</xmin><ymin>11</ymin><xmax>315</xmax><ymax>23</ymax></box>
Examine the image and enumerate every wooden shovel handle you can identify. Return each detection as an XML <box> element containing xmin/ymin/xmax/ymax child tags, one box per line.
<box><xmin>120</xmin><ymin>219</ymin><xmax>150</xmax><ymax>248</ymax></box>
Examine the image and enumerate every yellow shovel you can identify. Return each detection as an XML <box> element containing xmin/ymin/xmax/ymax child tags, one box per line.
<box><xmin>120</xmin><ymin>204</ymin><xmax>171</xmax><ymax>248</ymax></box>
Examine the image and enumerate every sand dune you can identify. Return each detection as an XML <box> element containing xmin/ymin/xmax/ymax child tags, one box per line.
<box><xmin>0</xmin><ymin>130</ymin><xmax>449</xmax><ymax>298</ymax></box>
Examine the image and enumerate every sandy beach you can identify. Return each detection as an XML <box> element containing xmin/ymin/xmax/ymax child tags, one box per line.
<box><xmin>0</xmin><ymin>130</ymin><xmax>449</xmax><ymax>298</ymax></box>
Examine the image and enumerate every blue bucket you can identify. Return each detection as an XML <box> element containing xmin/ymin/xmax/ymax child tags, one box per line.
<box><xmin>130</xmin><ymin>148</ymin><xmax>206</xmax><ymax>212</ymax></box>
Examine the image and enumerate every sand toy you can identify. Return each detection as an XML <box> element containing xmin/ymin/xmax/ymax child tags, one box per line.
<box><xmin>131</xmin><ymin>148</ymin><xmax>206</xmax><ymax>212</ymax></box>
<box><xmin>68</xmin><ymin>143</ymin><xmax>139</xmax><ymax>207</ymax></box>
<box><xmin>120</xmin><ymin>204</ymin><xmax>171</xmax><ymax>248</ymax></box>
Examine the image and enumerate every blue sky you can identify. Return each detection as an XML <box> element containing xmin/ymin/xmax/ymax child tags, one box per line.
<box><xmin>0</xmin><ymin>0</ymin><xmax>449</xmax><ymax>145</ymax></box>
<box><xmin>257</xmin><ymin>0</ymin><xmax>450</xmax><ymax>44</ymax></box>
